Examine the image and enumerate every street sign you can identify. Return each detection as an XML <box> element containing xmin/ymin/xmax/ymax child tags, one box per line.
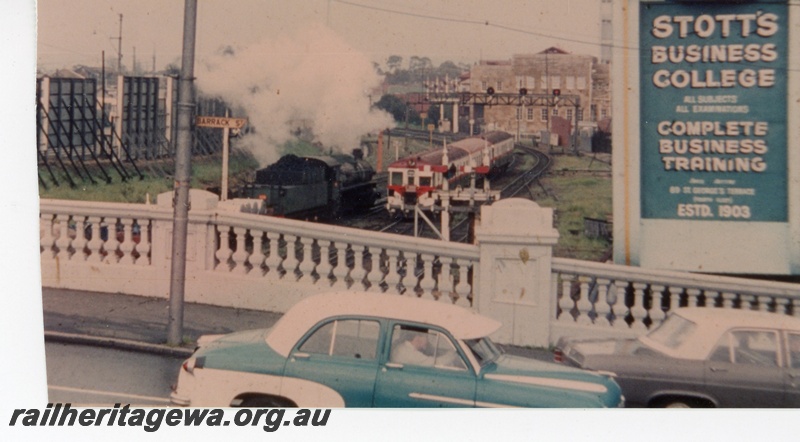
<box><xmin>195</xmin><ymin>116</ymin><xmax>247</xmax><ymax>129</ymax></box>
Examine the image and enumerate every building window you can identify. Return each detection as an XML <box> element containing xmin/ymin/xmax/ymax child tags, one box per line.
<box><xmin>566</xmin><ymin>76</ymin><xmax>575</xmax><ymax>90</ymax></box>
<box><xmin>481</xmin><ymin>81</ymin><xmax>488</xmax><ymax>91</ymax></box>
<box><xmin>591</xmin><ymin>104</ymin><xmax>597</xmax><ymax>121</ymax></box>
<box><xmin>577</xmin><ymin>109</ymin><xmax>584</xmax><ymax>121</ymax></box>
<box><xmin>496</xmin><ymin>81</ymin><xmax>503</xmax><ymax>92</ymax></box>
<box><xmin>516</xmin><ymin>107</ymin><xmax>522</xmax><ymax>120</ymax></box>
<box><xmin>526</xmin><ymin>76</ymin><xmax>535</xmax><ymax>89</ymax></box>
<box><xmin>527</xmin><ymin>107</ymin><xmax>534</xmax><ymax>121</ymax></box>
<box><xmin>540</xmin><ymin>108</ymin><xmax>548</xmax><ymax>122</ymax></box>
<box><xmin>601</xmin><ymin>108</ymin><xmax>608</xmax><ymax>119</ymax></box>
<box><xmin>550</xmin><ymin>76</ymin><xmax>561</xmax><ymax>89</ymax></box>
<box><xmin>566</xmin><ymin>109</ymin><xmax>573</xmax><ymax>121</ymax></box>
<box><xmin>552</xmin><ymin>108</ymin><xmax>559</xmax><ymax>117</ymax></box>
<box><xmin>577</xmin><ymin>76</ymin><xmax>586</xmax><ymax>90</ymax></box>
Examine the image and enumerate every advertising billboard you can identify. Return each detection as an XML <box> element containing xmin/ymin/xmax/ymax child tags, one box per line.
<box><xmin>640</xmin><ymin>1</ymin><xmax>788</xmax><ymax>222</ymax></box>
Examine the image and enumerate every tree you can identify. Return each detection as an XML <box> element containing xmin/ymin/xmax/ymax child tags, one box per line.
<box><xmin>386</xmin><ymin>55</ymin><xmax>402</xmax><ymax>73</ymax></box>
<box><xmin>374</xmin><ymin>94</ymin><xmax>420</xmax><ymax>125</ymax></box>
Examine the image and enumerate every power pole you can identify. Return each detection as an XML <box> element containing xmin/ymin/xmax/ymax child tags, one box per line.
<box><xmin>116</xmin><ymin>14</ymin><xmax>123</xmax><ymax>73</ymax></box>
<box><xmin>167</xmin><ymin>0</ymin><xmax>198</xmax><ymax>346</ymax></box>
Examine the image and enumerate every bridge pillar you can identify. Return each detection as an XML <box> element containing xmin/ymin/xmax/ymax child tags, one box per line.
<box><xmin>475</xmin><ymin>198</ymin><xmax>559</xmax><ymax>347</ymax></box>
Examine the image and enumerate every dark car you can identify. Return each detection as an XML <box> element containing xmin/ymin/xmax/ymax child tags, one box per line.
<box><xmin>555</xmin><ymin>307</ymin><xmax>800</xmax><ymax>408</ymax></box>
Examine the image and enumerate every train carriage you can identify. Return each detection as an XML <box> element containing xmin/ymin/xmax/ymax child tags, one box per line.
<box><xmin>386</xmin><ymin>131</ymin><xmax>514</xmax><ymax>217</ymax></box>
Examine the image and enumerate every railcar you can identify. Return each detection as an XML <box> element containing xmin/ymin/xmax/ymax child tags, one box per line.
<box><xmin>385</xmin><ymin>131</ymin><xmax>514</xmax><ymax>217</ymax></box>
<box><xmin>240</xmin><ymin>149</ymin><xmax>377</xmax><ymax>220</ymax></box>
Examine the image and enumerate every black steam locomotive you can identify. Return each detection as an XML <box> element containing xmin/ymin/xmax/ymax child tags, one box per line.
<box><xmin>239</xmin><ymin>149</ymin><xmax>378</xmax><ymax>220</ymax></box>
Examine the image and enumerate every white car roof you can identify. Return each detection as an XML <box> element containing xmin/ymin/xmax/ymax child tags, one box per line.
<box><xmin>641</xmin><ymin>307</ymin><xmax>800</xmax><ymax>360</ymax></box>
<box><xmin>265</xmin><ymin>292</ymin><xmax>502</xmax><ymax>357</ymax></box>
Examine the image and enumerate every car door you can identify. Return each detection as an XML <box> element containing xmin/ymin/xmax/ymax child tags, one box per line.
<box><xmin>785</xmin><ymin>332</ymin><xmax>800</xmax><ymax>407</ymax></box>
<box><xmin>373</xmin><ymin>323</ymin><xmax>477</xmax><ymax>407</ymax></box>
<box><xmin>283</xmin><ymin>317</ymin><xmax>381</xmax><ymax>407</ymax></box>
<box><xmin>705</xmin><ymin>329</ymin><xmax>784</xmax><ymax>407</ymax></box>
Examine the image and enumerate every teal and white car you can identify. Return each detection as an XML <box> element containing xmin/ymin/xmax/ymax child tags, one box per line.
<box><xmin>171</xmin><ymin>292</ymin><xmax>623</xmax><ymax>408</ymax></box>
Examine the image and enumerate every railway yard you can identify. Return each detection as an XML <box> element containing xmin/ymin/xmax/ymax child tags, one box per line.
<box><xmin>38</xmin><ymin>129</ymin><xmax>612</xmax><ymax>261</ymax></box>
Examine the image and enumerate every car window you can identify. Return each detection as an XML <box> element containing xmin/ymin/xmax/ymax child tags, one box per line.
<box><xmin>389</xmin><ymin>325</ymin><xmax>467</xmax><ymax>371</ymax></box>
<box><xmin>788</xmin><ymin>333</ymin><xmax>800</xmax><ymax>369</ymax></box>
<box><xmin>709</xmin><ymin>329</ymin><xmax>779</xmax><ymax>367</ymax></box>
<box><xmin>298</xmin><ymin>319</ymin><xmax>380</xmax><ymax>360</ymax></box>
<box><xmin>646</xmin><ymin>313</ymin><xmax>697</xmax><ymax>349</ymax></box>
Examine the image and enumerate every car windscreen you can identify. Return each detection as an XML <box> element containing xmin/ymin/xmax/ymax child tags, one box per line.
<box><xmin>464</xmin><ymin>337</ymin><xmax>502</xmax><ymax>366</ymax></box>
<box><xmin>645</xmin><ymin>313</ymin><xmax>698</xmax><ymax>350</ymax></box>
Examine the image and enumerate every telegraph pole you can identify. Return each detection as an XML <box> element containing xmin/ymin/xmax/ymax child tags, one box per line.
<box><xmin>117</xmin><ymin>14</ymin><xmax>123</xmax><ymax>73</ymax></box>
<box><xmin>167</xmin><ymin>0</ymin><xmax>198</xmax><ymax>346</ymax></box>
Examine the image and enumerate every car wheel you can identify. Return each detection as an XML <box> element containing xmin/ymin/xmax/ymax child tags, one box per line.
<box><xmin>653</xmin><ymin>397</ymin><xmax>712</xmax><ymax>408</ymax></box>
<box><xmin>663</xmin><ymin>400</ymin><xmax>691</xmax><ymax>408</ymax></box>
<box><xmin>238</xmin><ymin>396</ymin><xmax>295</xmax><ymax>408</ymax></box>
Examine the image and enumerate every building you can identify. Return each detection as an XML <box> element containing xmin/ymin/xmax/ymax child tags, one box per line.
<box><xmin>466</xmin><ymin>48</ymin><xmax>611</xmax><ymax>146</ymax></box>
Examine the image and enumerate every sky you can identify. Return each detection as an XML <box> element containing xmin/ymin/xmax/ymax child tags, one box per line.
<box><xmin>34</xmin><ymin>0</ymin><xmax>606</xmax><ymax>164</ymax></box>
<box><xmin>36</xmin><ymin>0</ymin><xmax>604</xmax><ymax>71</ymax></box>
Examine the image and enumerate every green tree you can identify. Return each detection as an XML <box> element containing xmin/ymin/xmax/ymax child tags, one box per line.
<box><xmin>374</xmin><ymin>94</ymin><xmax>420</xmax><ymax>125</ymax></box>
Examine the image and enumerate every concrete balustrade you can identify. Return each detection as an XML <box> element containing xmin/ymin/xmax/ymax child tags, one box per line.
<box><xmin>39</xmin><ymin>191</ymin><xmax>800</xmax><ymax>346</ymax></box>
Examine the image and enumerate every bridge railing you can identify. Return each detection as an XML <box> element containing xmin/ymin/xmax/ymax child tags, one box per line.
<box><xmin>39</xmin><ymin>192</ymin><xmax>800</xmax><ymax>346</ymax></box>
<box><xmin>550</xmin><ymin>257</ymin><xmax>800</xmax><ymax>342</ymax></box>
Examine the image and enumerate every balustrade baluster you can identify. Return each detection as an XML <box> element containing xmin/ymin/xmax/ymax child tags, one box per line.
<box><xmin>438</xmin><ymin>256</ymin><xmax>455</xmax><ymax>303</ymax></box>
<box><xmin>40</xmin><ymin>214</ymin><xmax>56</xmax><ymax>260</ymax></box>
<box><xmin>384</xmin><ymin>249</ymin><xmax>401</xmax><ymax>294</ymax></box>
<box><xmin>118</xmin><ymin>218</ymin><xmax>135</xmax><ymax>265</ymax></box>
<box><xmin>316</xmin><ymin>240</ymin><xmax>334</xmax><ymax>286</ymax></box>
<box><xmin>283</xmin><ymin>234</ymin><xmax>300</xmax><ymax>280</ymax></box>
<box><xmin>232</xmin><ymin>227</ymin><xmax>250</xmax><ymax>275</ymax></box>
<box><xmin>135</xmin><ymin>220</ymin><xmax>151</xmax><ymax>266</ymax></box>
<box><xmin>215</xmin><ymin>226</ymin><xmax>234</xmax><ymax>271</ymax></box>
<box><xmin>102</xmin><ymin>218</ymin><xmax>121</xmax><ymax>264</ymax></box>
<box><xmin>720</xmin><ymin>291</ymin><xmax>736</xmax><ymax>309</ymax></box>
<box><xmin>71</xmin><ymin>216</ymin><xmax>89</xmax><ymax>261</ymax></box>
<box><xmin>686</xmin><ymin>288</ymin><xmax>702</xmax><ymax>307</ymax></box>
<box><xmin>668</xmin><ymin>286</ymin><xmax>683</xmax><ymax>312</ymax></box>
<box><xmin>366</xmin><ymin>248</ymin><xmax>387</xmax><ymax>292</ymax></box>
<box><xmin>776</xmin><ymin>297</ymin><xmax>791</xmax><ymax>316</ymax></box>
<box><xmin>741</xmin><ymin>294</ymin><xmax>757</xmax><ymax>311</ymax></box>
<box><xmin>608</xmin><ymin>281</ymin><xmax>629</xmax><ymax>330</ymax></box>
<box><xmin>630</xmin><ymin>283</ymin><xmax>649</xmax><ymax>332</ymax></box>
<box><xmin>331</xmin><ymin>243</ymin><xmax>350</xmax><ymax>289</ymax></box>
<box><xmin>418</xmin><ymin>254</ymin><xmax>436</xmax><ymax>299</ymax></box>
<box><xmin>298</xmin><ymin>237</ymin><xmax>317</xmax><ymax>282</ymax></box>
<box><xmin>649</xmin><ymin>284</ymin><xmax>666</xmax><ymax>327</ymax></box>
<box><xmin>454</xmin><ymin>260</ymin><xmax>472</xmax><ymax>307</ymax></box>
<box><xmin>594</xmin><ymin>278</ymin><xmax>612</xmax><ymax>327</ymax></box>
<box><xmin>86</xmin><ymin>216</ymin><xmax>103</xmax><ymax>262</ymax></box>
<box><xmin>54</xmin><ymin>215</ymin><xmax>72</xmax><ymax>260</ymax></box>
<box><xmin>576</xmin><ymin>276</ymin><xmax>594</xmax><ymax>325</ymax></box>
<box><xmin>248</xmin><ymin>230</ymin><xmax>266</xmax><ymax>277</ymax></box>
<box><xmin>349</xmin><ymin>244</ymin><xmax>368</xmax><ymax>290</ymax></box>
<box><xmin>264</xmin><ymin>232</ymin><xmax>283</xmax><ymax>281</ymax></box>
<box><xmin>557</xmin><ymin>273</ymin><xmax>576</xmax><ymax>322</ymax></box>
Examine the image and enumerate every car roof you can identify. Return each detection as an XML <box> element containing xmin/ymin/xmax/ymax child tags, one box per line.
<box><xmin>675</xmin><ymin>307</ymin><xmax>800</xmax><ymax>331</ymax></box>
<box><xmin>265</xmin><ymin>292</ymin><xmax>502</xmax><ymax>357</ymax></box>
<box><xmin>642</xmin><ymin>307</ymin><xmax>800</xmax><ymax>359</ymax></box>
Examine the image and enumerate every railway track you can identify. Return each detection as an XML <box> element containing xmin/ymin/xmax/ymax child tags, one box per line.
<box><xmin>338</xmin><ymin>142</ymin><xmax>551</xmax><ymax>243</ymax></box>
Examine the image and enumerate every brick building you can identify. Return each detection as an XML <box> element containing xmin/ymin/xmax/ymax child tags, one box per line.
<box><xmin>467</xmin><ymin>47</ymin><xmax>611</xmax><ymax>145</ymax></box>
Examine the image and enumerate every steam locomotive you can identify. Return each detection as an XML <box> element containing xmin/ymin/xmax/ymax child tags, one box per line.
<box><xmin>385</xmin><ymin>131</ymin><xmax>514</xmax><ymax>217</ymax></box>
<box><xmin>239</xmin><ymin>149</ymin><xmax>377</xmax><ymax>220</ymax></box>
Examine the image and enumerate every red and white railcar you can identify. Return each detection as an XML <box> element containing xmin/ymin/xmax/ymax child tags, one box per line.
<box><xmin>386</xmin><ymin>131</ymin><xmax>514</xmax><ymax>216</ymax></box>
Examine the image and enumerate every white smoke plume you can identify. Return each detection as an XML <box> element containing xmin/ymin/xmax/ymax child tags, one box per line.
<box><xmin>196</xmin><ymin>23</ymin><xmax>395</xmax><ymax>166</ymax></box>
